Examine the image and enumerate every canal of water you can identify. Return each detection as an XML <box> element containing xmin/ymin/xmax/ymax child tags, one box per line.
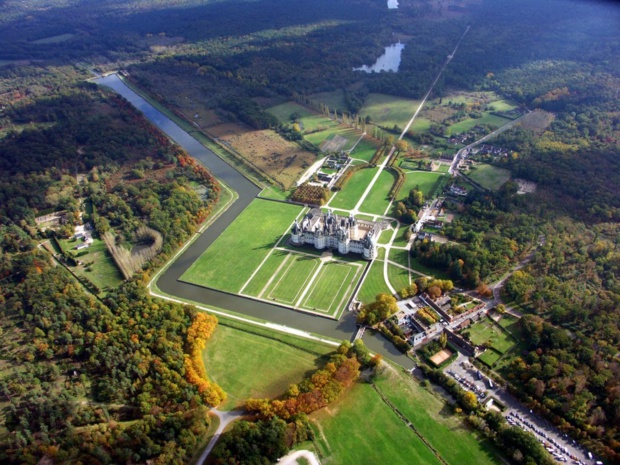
<box><xmin>94</xmin><ymin>73</ymin><xmax>415</xmax><ymax>369</ymax></box>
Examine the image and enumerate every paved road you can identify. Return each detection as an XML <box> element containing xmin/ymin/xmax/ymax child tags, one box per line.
<box><xmin>196</xmin><ymin>409</ymin><xmax>245</xmax><ymax>465</ymax></box>
<box><xmin>279</xmin><ymin>450</ymin><xmax>321</xmax><ymax>465</ymax></box>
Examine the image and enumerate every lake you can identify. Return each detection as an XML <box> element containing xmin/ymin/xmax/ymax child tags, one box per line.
<box><xmin>387</xmin><ymin>0</ymin><xmax>399</xmax><ymax>9</ymax></box>
<box><xmin>353</xmin><ymin>42</ymin><xmax>405</xmax><ymax>73</ymax></box>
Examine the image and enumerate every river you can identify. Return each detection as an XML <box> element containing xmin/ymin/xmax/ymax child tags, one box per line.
<box><xmin>93</xmin><ymin>73</ymin><xmax>415</xmax><ymax>370</ymax></box>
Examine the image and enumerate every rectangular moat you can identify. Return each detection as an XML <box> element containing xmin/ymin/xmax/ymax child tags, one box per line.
<box><xmin>181</xmin><ymin>200</ymin><xmax>387</xmax><ymax>319</ymax></box>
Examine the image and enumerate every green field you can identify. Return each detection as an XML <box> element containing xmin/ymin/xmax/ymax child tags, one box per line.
<box><xmin>488</xmin><ymin>99</ymin><xmax>518</xmax><ymax>112</ymax></box>
<box><xmin>349</xmin><ymin>137</ymin><xmax>381</xmax><ymax>162</ymax></box>
<box><xmin>267</xmin><ymin>101</ymin><xmax>337</xmax><ymax>133</ymax></box>
<box><xmin>357</xmin><ymin>259</ymin><xmax>390</xmax><ymax>304</ymax></box>
<box><xmin>373</xmin><ymin>365</ymin><xmax>504</xmax><ymax>465</ymax></box>
<box><xmin>310</xmin><ymin>89</ymin><xmax>346</xmax><ymax>111</ymax></box>
<box><xmin>243</xmin><ymin>250</ymin><xmax>363</xmax><ymax>318</ymax></box>
<box><xmin>448</xmin><ymin>113</ymin><xmax>511</xmax><ymax>134</ymax></box>
<box><xmin>266</xmin><ymin>254</ymin><xmax>319</xmax><ymax>304</ymax></box>
<box><xmin>301</xmin><ymin>261</ymin><xmax>363</xmax><ymax>316</ymax></box>
<box><xmin>387</xmin><ymin>263</ymin><xmax>410</xmax><ymax>292</ymax></box>
<box><xmin>467</xmin><ymin>318</ymin><xmax>516</xmax><ymax>354</ymax></box>
<box><xmin>392</xmin><ymin>224</ymin><xmax>412</xmax><ymax>248</ymax></box>
<box><xmin>408</xmin><ymin>257</ymin><xmax>449</xmax><ymax>279</ymax></box>
<box><xmin>310</xmin><ymin>381</ymin><xmax>442</xmax><ymax>465</ymax></box>
<box><xmin>360</xmin><ymin>168</ymin><xmax>397</xmax><ymax>216</ymax></box>
<box><xmin>389</xmin><ymin>248</ymin><xmax>411</xmax><ymax>269</ymax></box>
<box><xmin>58</xmin><ymin>237</ymin><xmax>123</xmax><ymax>294</ymax></box>
<box><xmin>203</xmin><ymin>324</ymin><xmax>331</xmax><ymax>410</ymax></box>
<box><xmin>181</xmin><ymin>199</ymin><xmax>302</xmax><ymax>293</ymax></box>
<box><xmin>360</xmin><ymin>93</ymin><xmax>422</xmax><ymax>130</ymax></box>
<box><xmin>479</xmin><ymin>349</ymin><xmax>503</xmax><ymax>367</ymax></box>
<box><xmin>497</xmin><ymin>314</ymin><xmax>522</xmax><ymax>338</ymax></box>
<box><xmin>466</xmin><ymin>164</ymin><xmax>511</xmax><ymax>191</ymax></box>
<box><xmin>400</xmin><ymin>171</ymin><xmax>445</xmax><ymax>199</ymax></box>
<box><xmin>328</xmin><ymin>167</ymin><xmax>378</xmax><ymax>210</ymax></box>
<box><xmin>304</xmin><ymin>127</ymin><xmax>360</xmax><ymax>152</ymax></box>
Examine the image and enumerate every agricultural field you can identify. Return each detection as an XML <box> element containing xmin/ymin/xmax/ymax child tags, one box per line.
<box><xmin>466</xmin><ymin>164</ymin><xmax>511</xmax><ymax>191</ymax></box>
<box><xmin>267</xmin><ymin>101</ymin><xmax>337</xmax><ymax>133</ymax></box>
<box><xmin>466</xmin><ymin>317</ymin><xmax>517</xmax><ymax>354</ymax></box>
<box><xmin>211</xmin><ymin>125</ymin><xmax>317</xmax><ymax>190</ymax></box>
<box><xmin>328</xmin><ymin>167</ymin><xmax>378</xmax><ymax>211</ymax></box>
<box><xmin>203</xmin><ymin>324</ymin><xmax>332</xmax><ymax>410</ymax></box>
<box><xmin>241</xmin><ymin>250</ymin><xmax>364</xmax><ymax>319</ymax></box>
<box><xmin>359</xmin><ymin>168</ymin><xmax>397</xmax><ymax>216</ymax></box>
<box><xmin>357</xmin><ymin>259</ymin><xmax>390</xmax><ymax>304</ymax></box>
<box><xmin>181</xmin><ymin>199</ymin><xmax>303</xmax><ymax>293</ymax></box>
<box><xmin>360</xmin><ymin>93</ymin><xmax>423</xmax><ymax>130</ymax></box>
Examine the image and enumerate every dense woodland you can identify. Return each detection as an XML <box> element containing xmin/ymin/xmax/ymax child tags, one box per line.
<box><xmin>0</xmin><ymin>0</ymin><xmax>619</xmax><ymax>462</ymax></box>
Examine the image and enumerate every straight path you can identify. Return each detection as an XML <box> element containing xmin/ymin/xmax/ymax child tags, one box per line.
<box><xmin>352</xmin><ymin>25</ymin><xmax>470</xmax><ymax>216</ymax></box>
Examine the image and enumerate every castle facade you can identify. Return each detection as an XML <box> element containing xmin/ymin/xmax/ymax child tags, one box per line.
<box><xmin>290</xmin><ymin>209</ymin><xmax>384</xmax><ymax>260</ymax></box>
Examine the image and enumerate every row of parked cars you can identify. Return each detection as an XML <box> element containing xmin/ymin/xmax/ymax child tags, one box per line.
<box><xmin>507</xmin><ymin>411</ymin><xmax>587</xmax><ymax>464</ymax></box>
<box><xmin>447</xmin><ymin>370</ymin><xmax>487</xmax><ymax>400</ymax></box>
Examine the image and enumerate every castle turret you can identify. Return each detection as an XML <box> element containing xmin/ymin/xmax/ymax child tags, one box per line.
<box><xmin>291</xmin><ymin>220</ymin><xmax>301</xmax><ymax>245</ymax></box>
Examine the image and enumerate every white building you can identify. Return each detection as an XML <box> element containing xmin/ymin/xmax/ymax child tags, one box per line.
<box><xmin>290</xmin><ymin>209</ymin><xmax>384</xmax><ymax>260</ymax></box>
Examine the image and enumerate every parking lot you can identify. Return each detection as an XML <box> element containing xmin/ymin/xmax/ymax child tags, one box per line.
<box><xmin>446</xmin><ymin>354</ymin><xmax>599</xmax><ymax>465</ymax></box>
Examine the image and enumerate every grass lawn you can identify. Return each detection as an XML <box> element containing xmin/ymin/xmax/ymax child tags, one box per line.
<box><xmin>359</xmin><ymin>168</ymin><xmax>397</xmax><ymax>216</ymax></box>
<box><xmin>328</xmin><ymin>167</ymin><xmax>378</xmax><ymax>211</ymax></box>
<box><xmin>389</xmin><ymin>248</ymin><xmax>410</xmax><ymax>269</ymax></box>
<box><xmin>378</xmin><ymin>227</ymin><xmax>394</xmax><ymax>245</ymax></box>
<box><xmin>387</xmin><ymin>262</ymin><xmax>410</xmax><ymax>292</ymax></box>
<box><xmin>361</xmin><ymin>93</ymin><xmax>422</xmax><ymax>130</ymax></box>
<box><xmin>466</xmin><ymin>164</ymin><xmax>511</xmax><ymax>191</ymax></box>
<box><xmin>467</xmin><ymin>318</ymin><xmax>516</xmax><ymax>354</ymax></box>
<box><xmin>478</xmin><ymin>349</ymin><xmax>503</xmax><ymax>367</ymax></box>
<box><xmin>265</xmin><ymin>254</ymin><xmax>319</xmax><ymax>304</ymax></box>
<box><xmin>349</xmin><ymin>137</ymin><xmax>381</xmax><ymax>162</ymax></box>
<box><xmin>392</xmin><ymin>224</ymin><xmax>412</xmax><ymax>248</ymax></box>
<box><xmin>448</xmin><ymin>113</ymin><xmax>511</xmax><ymax>134</ymax></box>
<box><xmin>497</xmin><ymin>314</ymin><xmax>522</xmax><ymax>338</ymax></box>
<box><xmin>241</xmin><ymin>249</ymin><xmax>290</xmax><ymax>297</ymax></box>
<box><xmin>181</xmin><ymin>199</ymin><xmax>302</xmax><ymax>293</ymax></box>
<box><xmin>409</xmin><ymin>257</ymin><xmax>449</xmax><ymax>279</ymax></box>
<box><xmin>400</xmin><ymin>171</ymin><xmax>445</xmax><ymax>199</ymax></box>
<box><xmin>357</xmin><ymin>260</ymin><xmax>390</xmax><ymax>304</ymax></box>
<box><xmin>259</xmin><ymin>186</ymin><xmax>289</xmax><ymax>201</ymax></box>
<box><xmin>310</xmin><ymin>381</ymin><xmax>442</xmax><ymax>465</ymax></box>
<box><xmin>301</xmin><ymin>261</ymin><xmax>363</xmax><ymax>317</ymax></box>
<box><xmin>374</xmin><ymin>364</ymin><xmax>504</xmax><ymax>465</ymax></box>
<box><xmin>59</xmin><ymin>237</ymin><xmax>123</xmax><ymax>294</ymax></box>
<box><xmin>203</xmin><ymin>324</ymin><xmax>330</xmax><ymax>410</ymax></box>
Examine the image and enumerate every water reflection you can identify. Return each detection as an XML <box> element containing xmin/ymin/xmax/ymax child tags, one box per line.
<box><xmin>353</xmin><ymin>42</ymin><xmax>405</xmax><ymax>73</ymax></box>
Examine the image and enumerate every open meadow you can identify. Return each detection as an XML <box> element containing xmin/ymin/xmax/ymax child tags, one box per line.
<box><xmin>356</xmin><ymin>259</ymin><xmax>390</xmax><ymax>304</ymax></box>
<box><xmin>466</xmin><ymin>164</ymin><xmax>511</xmax><ymax>191</ymax></box>
<box><xmin>360</xmin><ymin>93</ymin><xmax>423</xmax><ymax>130</ymax></box>
<box><xmin>400</xmin><ymin>171</ymin><xmax>445</xmax><ymax>198</ymax></box>
<box><xmin>267</xmin><ymin>101</ymin><xmax>337</xmax><ymax>133</ymax></box>
<box><xmin>181</xmin><ymin>199</ymin><xmax>302</xmax><ymax>293</ymax></box>
<box><xmin>372</xmin><ymin>364</ymin><xmax>504</xmax><ymax>465</ymax></box>
<box><xmin>203</xmin><ymin>324</ymin><xmax>332</xmax><ymax>410</ymax></box>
